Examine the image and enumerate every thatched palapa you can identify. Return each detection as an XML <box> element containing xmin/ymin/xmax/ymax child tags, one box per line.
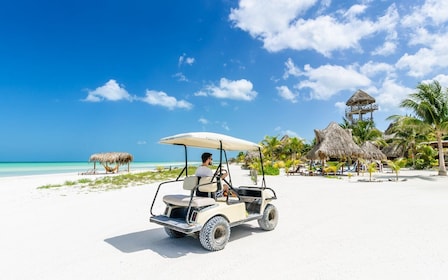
<box><xmin>306</xmin><ymin>122</ymin><xmax>364</xmax><ymax>160</ymax></box>
<box><xmin>361</xmin><ymin>141</ymin><xmax>386</xmax><ymax>160</ymax></box>
<box><xmin>89</xmin><ymin>152</ymin><xmax>134</xmax><ymax>173</ymax></box>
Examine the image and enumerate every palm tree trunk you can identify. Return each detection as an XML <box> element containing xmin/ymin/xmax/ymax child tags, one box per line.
<box><xmin>437</xmin><ymin>133</ymin><xmax>447</xmax><ymax>176</ymax></box>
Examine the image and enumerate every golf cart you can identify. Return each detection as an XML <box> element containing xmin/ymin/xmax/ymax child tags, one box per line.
<box><xmin>149</xmin><ymin>132</ymin><xmax>278</xmax><ymax>251</ymax></box>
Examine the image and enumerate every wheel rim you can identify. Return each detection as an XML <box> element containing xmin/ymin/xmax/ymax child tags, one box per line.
<box><xmin>214</xmin><ymin>225</ymin><xmax>227</xmax><ymax>245</ymax></box>
<box><xmin>268</xmin><ymin>209</ymin><xmax>276</xmax><ymax>222</ymax></box>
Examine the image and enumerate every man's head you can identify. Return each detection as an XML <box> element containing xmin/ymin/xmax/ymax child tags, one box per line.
<box><xmin>201</xmin><ymin>152</ymin><xmax>213</xmax><ymax>164</ymax></box>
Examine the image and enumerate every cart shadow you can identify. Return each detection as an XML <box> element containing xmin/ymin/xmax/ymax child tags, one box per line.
<box><xmin>104</xmin><ymin>224</ymin><xmax>263</xmax><ymax>258</ymax></box>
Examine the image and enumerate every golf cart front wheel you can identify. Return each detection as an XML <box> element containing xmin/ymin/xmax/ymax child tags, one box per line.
<box><xmin>258</xmin><ymin>204</ymin><xmax>278</xmax><ymax>231</ymax></box>
<box><xmin>199</xmin><ymin>216</ymin><xmax>230</xmax><ymax>251</ymax></box>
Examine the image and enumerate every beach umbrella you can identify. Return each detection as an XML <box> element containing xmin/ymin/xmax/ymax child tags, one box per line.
<box><xmin>89</xmin><ymin>152</ymin><xmax>134</xmax><ymax>173</ymax></box>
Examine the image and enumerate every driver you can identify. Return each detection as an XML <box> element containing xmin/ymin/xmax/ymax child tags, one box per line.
<box><xmin>195</xmin><ymin>152</ymin><xmax>229</xmax><ymax>197</ymax></box>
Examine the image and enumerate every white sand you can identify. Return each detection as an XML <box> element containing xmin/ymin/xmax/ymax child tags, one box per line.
<box><xmin>1</xmin><ymin>167</ymin><xmax>448</xmax><ymax>280</ymax></box>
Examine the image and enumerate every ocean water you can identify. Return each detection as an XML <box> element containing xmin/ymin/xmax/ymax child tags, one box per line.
<box><xmin>0</xmin><ymin>162</ymin><xmax>189</xmax><ymax>177</ymax></box>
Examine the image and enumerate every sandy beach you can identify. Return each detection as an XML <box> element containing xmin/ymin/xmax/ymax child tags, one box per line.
<box><xmin>1</xmin><ymin>166</ymin><xmax>448</xmax><ymax>280</ymax></box>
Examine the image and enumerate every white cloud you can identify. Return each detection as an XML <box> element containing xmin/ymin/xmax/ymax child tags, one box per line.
<box><xmin>173</xmin><ymin>72</ymin><xmax>188</xmax><ymax>82</ymax></box>
<box><xmin>289</xmin><ymin>62</ymin><xmax>371</xmax><ymax>100</ymax></box>
<box><xmin>372</xmin><ymin>41</ymin><xmax>397</xmax><ymax>56</ymax></box>
<box><xmin>428</xmin><ymin>74</ymin><xmax>448</xmax><ymax>87</ymax></box>
<box><xmin>229</xmin><ymin>0</ymin><xmax>317</xmax><ymax>37</ymax></box>
<box><xmin>221</xmin><ymin>122</ymin><xmax>230</xmax><ymax>131</ymax></box>
<box><xmin>137</xmin><ymin>140</ymin><xmax>147</xmax><ymax>145</ymax></box>
<box><xmin>283</xmin><ymin>58</ymin><xmax>303</xmax><ymax>79</ymax></box>
<box><xmin>283</xmin><ymin>129</ymin><xmax>299</xmax><ymax>138</ymax></box>
<box><xmin>141</xmin><ymin>90</ymin><xmax>193</xmax><ymax>110</ymax></box>
<box><xmin>334</xmin><ymin>101</ymin><xmax>346</xmax><ymax>114</ymax></box>
<box><xmin>178</xmin><ymin>53</ymin><xmax>195</xmax><ymax>67</ymax></box>
<box><xmin>274</xmin><ymin>126</ymin><xmax>300</xmax><ymax>138</ymax></box>
<box><xmin>360</xmin><ymin>61</ymin><xmax>395</xmax><ymax>77</ymax></box>
<box><xmin>196</xmin><ymin>78</ymin><xmax>258</xmax><ymax>101</ymax></box>
<box><xmin>374</xmin><ymin>79</ymin><xmax>414</xmax><ymax>112</ymax></box>
<box><xmin>276</xmin><ymin>85</ymin><xmax>298</xmax><ymax>103</ymax></box>
<box><xmin>198</xmin><ymin>118</ymin><xmax>209</xmax><ymax>125</ymax></box>
<box><xmin>402</xmin><ymin>0</ymin><xmax>448</xmax><ymax>27</ymax></box>
<box><xmin>230</xmin><ymin>1</ymin><xmax>399</xmax><ymax>57</ymax></box>
<box><xmin>396</xmin><ymin>31</ymin><xmax>448</xmax><ymax>77</ymax></box>
<box><xmin>84</xmin><ymin>79</ymin><xmax>132</xmax><ymax>102</ymax></box>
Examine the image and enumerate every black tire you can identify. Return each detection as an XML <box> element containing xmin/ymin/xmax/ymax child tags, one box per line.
<box><xmin>164</xmin><ymin>227</ymin><xmax>186</xmax><ymax>238</ymax></box>
<box><xmin>199</xmin><ymin>216</ymin><xmax>230</xmax><ymax>251</ymax></box>
<box><xmin>258</xmin><ymin>204</ymin><xmax>278</xmax><ymax>231</ymax></box>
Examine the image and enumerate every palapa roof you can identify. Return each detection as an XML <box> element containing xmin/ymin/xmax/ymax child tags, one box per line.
<box><xmin>306</xmin><ymin>122</ymin><xmax>365</xmax><ymax>160</ymax></box>
<box><xmin>89</xmin><ymin>152</ymin><xmax>134</xmax><ymax>164</ymax></box>
<box><xmin>381</xmin><ymin>143</ymin><xmax>404</xmax><ymax>159</ymax></box>
<box><xmin>361</xmin><ymin>141</ymin><xmax>386</xmax><ymax>160</ymax></box>
<box><xmin>346</xmin><ymin>89</ymin><xmax>375</xmax><ymax>106</ymax></box>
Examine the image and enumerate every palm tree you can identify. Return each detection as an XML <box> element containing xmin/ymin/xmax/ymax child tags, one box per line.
<box><xmin>415</xmin><ymin>144</ymin><xmax>438</xmax><ymax>169</ymax></box>
<box><xmin>282</xmin><ymin>136</ymin><xmax>304</xmax><ymax>166</ymax></box>
<box><xmin>387</xmin><ymin>158</ymin><xmax>407</xmax><ymax>181</ymax></box>
<box><xmin>400</xmin><ymin>80</ymin><xmax>448</xmax><ymax>176</ymax></box>
<box><xmin>261</xmin><ymin>135</ymin><xmax>282</xmax><ymax>161</ymax></box>
<box><xmin>350</xmin><ymin>120</ymin><xmax>384</xmax><ymax>146</ymax></box>
<box><xmin>367</xmin><ymin>162</ymin><xmax>377</xmax><ymax>182</ymax></box>
<box><xmin>386</xmin><ymin>115</ymin><xmax>433</xmax><ymax>168</ymax></box>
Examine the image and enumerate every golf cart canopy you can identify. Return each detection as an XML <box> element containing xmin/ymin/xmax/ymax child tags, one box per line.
<box><xmin>159</xmin><ymin>132</ymin><xmax>261</xmax><ymax>151</ymax></box>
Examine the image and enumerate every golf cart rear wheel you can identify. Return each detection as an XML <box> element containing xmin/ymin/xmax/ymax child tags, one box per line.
<box><xmin>199</xmin><ymin>216</ymin><xmax>230</xmax><ymax>251</ymax></box>
<box><xmin>164</xmin><ymin>227</ymin><xmax>186</xmax><ymax>238</ymax></box>
<box><xmin>258</xmin><ymin>204</ymin><xmax>278</xmax><ymax>231</ymax></box>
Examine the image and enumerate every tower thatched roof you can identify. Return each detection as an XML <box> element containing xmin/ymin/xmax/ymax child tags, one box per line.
<box><xmin>89</xmin><ymin>152</ymin><xmax>134</xmax><ymax>164</ymax></box>
<box><xmin>361</xmin><ymin>141</ymin><xmax>386</xmax><ymax>160</ymax></box>
<box><xmin>346</xmin><ymin>89</ymin><xmax>375</xmax><ymax>106</ymax></box>
<box><xmin>306</xmin><ymin>122</ymin><xmax>364</xmax><ymax>160</ymax></box>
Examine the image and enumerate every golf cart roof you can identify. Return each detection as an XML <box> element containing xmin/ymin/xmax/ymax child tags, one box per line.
<box><xmin>159</xmin><ymin>132</ymin><xmax>260</xmax><ymax>151</ymax></box>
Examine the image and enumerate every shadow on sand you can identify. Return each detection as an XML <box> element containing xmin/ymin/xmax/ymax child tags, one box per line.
<box><xmin>373</xmin><ymin>173</ymin><xmax>439</xmax><ymax>182</ymax></box>
<box><xmin>104</xmin><ymin>224</ymin><xmax>263</xmax><ymax>258</ymax></box>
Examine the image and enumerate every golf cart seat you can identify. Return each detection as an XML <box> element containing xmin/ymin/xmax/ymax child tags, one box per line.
<box><xmin>162</xmin><ymin>176</ymin><xmax>217</xmax><ymax>207</ymax></box>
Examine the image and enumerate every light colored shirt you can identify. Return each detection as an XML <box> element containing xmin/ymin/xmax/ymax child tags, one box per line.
<box><xmin>195</xmin><ymin>165</ymin><xmax>213</xmax><ymax>177</ymax></box>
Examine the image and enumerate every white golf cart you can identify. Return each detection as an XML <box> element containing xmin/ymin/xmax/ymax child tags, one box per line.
<box><xmin>149</xmin><ymin>132</ymin><xmax>278</xmax><ymax>251</ymax></box>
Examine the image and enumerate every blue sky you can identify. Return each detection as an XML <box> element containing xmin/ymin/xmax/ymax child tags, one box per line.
<box><xmin>1</xmin><ymin>0</ymin><xmax>448</xmax><ymax>162</ymax></box>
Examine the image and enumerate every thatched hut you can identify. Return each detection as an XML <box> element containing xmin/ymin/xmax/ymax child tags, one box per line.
<box><xmin>307</xmin><ymin>122</ymin><xmax>365</xmax><ymax>162</ymax></box>
<box><xmin>361</xmin><ymin>141</ymin><xmax>386</xmax><ymax>160</ymax></box>
<box><xmin>89</xmin><ymin>152</ymin><xmax>134</xmax><ymax>173</ymax></box>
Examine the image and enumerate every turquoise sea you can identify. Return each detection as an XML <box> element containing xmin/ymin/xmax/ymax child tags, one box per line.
<box><xmin>0</xmin><ymin>162</ymin><xmax>189</xmax><ymax>177</ymax></box>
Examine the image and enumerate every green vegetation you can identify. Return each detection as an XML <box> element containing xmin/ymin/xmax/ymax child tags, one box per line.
<box><xmin>38</xmin><ymin>166</ymin><xmax>197</xmax><ymax>191</ymax></box>
<box><xmin>366</xmin><ymin>162</ymin><xmax>378</xmax><ymax>182</ymax></box>
<box><xmin>246</xmin><ymin>79</ymin><xmax>448</xmax><ymax>177</ymax></box>
<box><xmin>398</xmin><ymin>80</ymin><xmax>448</xmax><ymax>175</ymax></box>
<box><xmin>387</xmin><ymin>158</ymin><xmax>407</xmax><ymax>181</ymax></box>
<box><xmin>39</xmin><ymin>183</ymin><xmax>63</xmax><ymax>189</ymax></box>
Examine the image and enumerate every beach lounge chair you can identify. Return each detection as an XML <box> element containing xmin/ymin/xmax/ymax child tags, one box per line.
<box><xmin>79</xmin><ymin>169</ymin><xmax>97</xmax><ymax>175</ymax></box>
<box><xmin>287</xmin><ymin>165</ymin><xmax>302</xmax><ymax>176</ymax></box>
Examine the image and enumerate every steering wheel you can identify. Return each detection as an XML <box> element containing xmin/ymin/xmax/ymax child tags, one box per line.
<box><xmin>212</xmin><ymin>166</ymin><xmax>227</xmax><ymax>180</ymax></box>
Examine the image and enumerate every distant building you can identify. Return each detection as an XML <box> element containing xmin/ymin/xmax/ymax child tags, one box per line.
<box><xmin>345</xmin><ymin>89</ymin><xmax>378</xmax><ymax>124</ymax></box>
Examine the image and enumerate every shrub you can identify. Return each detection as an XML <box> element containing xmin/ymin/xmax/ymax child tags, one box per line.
<box><xmin>263</xmin><ymin>165</ymin><xmax>280</xmax><ymax>175</ymax></box>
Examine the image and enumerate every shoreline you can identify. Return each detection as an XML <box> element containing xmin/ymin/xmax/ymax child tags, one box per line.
<box><xmin>0</xmin><ymin>161</ymin><xmax>191</xmax><ymax>178</ymax></box>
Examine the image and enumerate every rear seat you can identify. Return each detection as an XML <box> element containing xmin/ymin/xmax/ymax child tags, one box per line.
<box><xmin>162</xmin><ymin>176</ymin><xmax>217</xmax><ymax>207</ymax></box>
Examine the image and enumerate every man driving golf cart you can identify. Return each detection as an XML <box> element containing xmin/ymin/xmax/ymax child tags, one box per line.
<box><xmin>149</xmin><ymin>132</ymin><xmax>278</xmax><ymax>251</ymax></box>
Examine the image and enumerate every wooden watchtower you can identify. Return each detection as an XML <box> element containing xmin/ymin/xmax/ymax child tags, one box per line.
<box><xmin>345</xmin><ymin>89</ymin><xmax>378</xmax><ymax>124</ymax></box>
